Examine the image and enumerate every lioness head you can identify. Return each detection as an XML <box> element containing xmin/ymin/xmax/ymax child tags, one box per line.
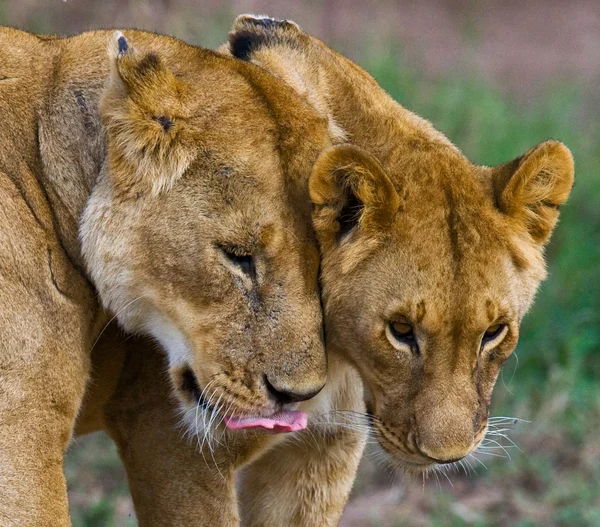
<box><xmin>226</xmin><ymin>16</ymin><xmax>574</xmax><ymax>468</ymax></box>
<box><xmin>81</xmin><ymin>32</ymin><xmax>329</xmax><ymax>429</ymax></box>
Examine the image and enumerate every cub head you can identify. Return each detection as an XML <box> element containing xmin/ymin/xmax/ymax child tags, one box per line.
<box><xmin>224</xmin><ymin>15</ymin><xmax>574</xmax><ymax>469</ymax></box>
<box><xmin>310</xmin><ymin>141</ymin><xmax>573</xmax><ymax>471</ymax></box>
<box><xmin>81</xmin><ymin>32</ymin><xmax>329</xmax><ymax>431</ymax></box>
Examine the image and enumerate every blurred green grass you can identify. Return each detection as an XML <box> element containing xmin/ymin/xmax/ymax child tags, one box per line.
<box><xmin>61</xmin><ymin>42</ymin><xmax>600</xmax><ymax>527</ymax></box>
<box><xmin>339</xmin><ymin>48</ymin><xmax>600</xmax><ymax>526</ymax></box>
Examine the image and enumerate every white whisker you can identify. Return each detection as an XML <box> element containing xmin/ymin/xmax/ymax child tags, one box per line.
<box><xmin>89</xmin><ymin>295</ymin><xmax>146</xmax><ymax>354</ymax></box>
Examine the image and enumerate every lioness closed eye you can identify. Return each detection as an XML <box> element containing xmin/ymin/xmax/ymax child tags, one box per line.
<box><xmin>0</xmin><ymin>26</ymin><xmax>329</xmax><ymax>524</ymax></box>
<box><xmin>86</xmin><ymin>33</ymin><xmax>329</xmax><ymax>430</ymax></box>
<box><xmin>227</xmin><ymin>12</ymin><xmax>574</xmax><ymax>491</ymax></box>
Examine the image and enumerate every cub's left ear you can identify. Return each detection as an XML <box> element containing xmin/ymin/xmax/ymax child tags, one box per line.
<box><xmin>310</xmin><ymin>144</ymin><xmax>400</xmax><ymax>255</ymax></box>
<box><xmin>493</xmin><ymin>140</ymin><xmax>574</xmax><ymax>244</ymax></box>
<box><xmin>101</xmin><ymin>32</ymin><xmax>195</xmax><ymax>195</ymax></box>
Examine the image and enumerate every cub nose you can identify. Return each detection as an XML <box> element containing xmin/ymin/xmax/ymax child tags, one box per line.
<box><xmin>416</xmin><ymin>440</ymin><xmax>473</xmax><ymax>465</ymax></box>
<box><xmin>265</xmin><ymin>376</ymin><xmax>324</xmax><ymax>404</ymax></box>
<box><xmin>429</xmin><ymin>456</ymin><xmax>464</xmax><ymax>465</ymax></box>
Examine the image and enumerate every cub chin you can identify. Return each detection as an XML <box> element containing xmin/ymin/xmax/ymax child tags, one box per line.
<box><xmin>226</xmin><ymin>15</ymin><xmax>574</xmax><ymax>472</ymax></box>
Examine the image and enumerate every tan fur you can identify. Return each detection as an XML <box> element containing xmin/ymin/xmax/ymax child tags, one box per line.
<box><xmin>79</xmin><ymin>328</ymin><xmax>365</xmax><ymax>526</ymax></box>
<box><xmin>73</xmin><ymin>18</ymin><xmax>574</xmax><ymax>527</ymax></box>
<box><xmin>218</xmin><ymin>14</ymin><xmax>574</xmax><ymax>521</ymax></box>
<box><xmin>0</xmin><ymin>26</ymin><xmax>333</xmax><ymax>525</ymax></box>
<box><xmin>79</xmin><ymin>18</ymin><xmax>573</xmax><ymax>527</ymax></box>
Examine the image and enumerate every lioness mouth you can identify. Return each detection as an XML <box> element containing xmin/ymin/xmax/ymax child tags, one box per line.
<box><xmin>224</xmin><ymin>412</ymin><xmax>307</xmax><ymax>433</ymax></box>
<box><xmin>180</xmin><ymin>367</ymin><xmax>308</xmax><ymax>434</ymax></box>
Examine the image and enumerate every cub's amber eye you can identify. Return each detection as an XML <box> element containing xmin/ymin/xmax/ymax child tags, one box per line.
<box><xmin>482</xmin><ymin>324</ymin><xmax>505</xmax><ymax>343</ymax></box>
<box><xmin>389</xmin><ymin>321</ymin><xmax>414</xmax><ymax>340</ymax></box>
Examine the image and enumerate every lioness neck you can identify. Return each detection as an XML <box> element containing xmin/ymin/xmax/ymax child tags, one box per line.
<box><xmin>0</xmin><ymin>27</ymin><xmax>115</xmax><ymax>269</ymax></box>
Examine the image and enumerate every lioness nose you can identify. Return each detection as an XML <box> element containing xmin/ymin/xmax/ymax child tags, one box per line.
<box><xmin>265</xmin><ymin>376</ymin><xmax>324</xmax><ymax>404</ymax></box>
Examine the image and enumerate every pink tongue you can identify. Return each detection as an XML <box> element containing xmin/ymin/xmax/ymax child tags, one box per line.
<box><xmin>224</xmin><ymin>411</ymin><xmax>307</xmax><ymax>433</ymax></box>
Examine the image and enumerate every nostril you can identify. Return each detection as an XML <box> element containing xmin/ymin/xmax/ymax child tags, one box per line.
<box><xmin>431</xmin><ymin>456</ymin><xmax>464</xmax><ymax>465</ymax></box>
<box><xmin>264</xmin><ymin>376</ymin><xmax>324</xmax><ymax>404</ymax></box>
<box><xmin>414</xmin><ymin>442</ymin><xmax>466</xmax><ymax>465</ymax></box>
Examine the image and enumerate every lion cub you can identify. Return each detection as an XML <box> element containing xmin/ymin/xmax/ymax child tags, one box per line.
<box><xmin>221</xmin><ymin>15</ymin><xmax>574</xmax><ymax>525</ymax></box>
<box><xmin>0</xmin><ymin>27</ymin><xmax>337</xmax><ymax>525</ymax></box>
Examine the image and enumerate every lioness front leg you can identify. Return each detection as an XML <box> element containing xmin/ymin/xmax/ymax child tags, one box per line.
<box><xmin>0</xmin><ymin>175</ymin><xmax>97</xmax><ymax>526</ymax></box>
<box><xmin>97</xmin><ymin>333</ymin><xmax>240</xmax><ymax>527</ymax></box>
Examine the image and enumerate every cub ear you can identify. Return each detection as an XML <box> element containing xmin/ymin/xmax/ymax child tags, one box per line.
<box><xmin>101</xmin><ymin>32</ymin><xmax>195</xmax><ymax>195</ymax></box>
<box><xmin>228</xmin><ymin>15</ymin><xmax>303</xmax><ymax>61</ymax></box>
<box><xmin>493</xmin><ymin>140</ymin><xmax>574</xmax><ymax>244</ymax></box>
<box><xmin>310</xmin><ymin>145</ymin><xmax>400</xmax><ymax>251</ymax></box>
<box><xmin>226</xmin><ymin>15</ymin><xmax>348</xmax><ymax>142</ymax></box>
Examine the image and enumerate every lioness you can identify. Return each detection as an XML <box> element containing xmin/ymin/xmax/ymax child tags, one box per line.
<box><xmin>74</xmin><ymin>17</ymin><xmax>573</xmax><ymax>527</ymax></box>
<box><xmin>0</xmin><ymin>27</ymin><xmax>337</xmax><ymax>525</ymax></box>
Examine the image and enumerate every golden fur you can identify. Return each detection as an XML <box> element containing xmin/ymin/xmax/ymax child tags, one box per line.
<box><xmin>75</xmin><ymin>17</ymin><xmax>574</xmax><ymax>527</ymax></box>
<box><xmin>218</xmin><ymin>14</ymin><xmax>573</xmax><ymax>523</ymax></box>
<box><xmin>73</xmin><ymin>17</ymin><xmax>574</xmax><ymax>527</ymax></box>
<box><xmin>0</xmin><ymin>17</ymin><xmax>572</xmax><ymax>527</ymax></box>
<box><xmin>0</xmin><ymin>26</ymin><xmax>337</xmax><ymax>525</ymax></box>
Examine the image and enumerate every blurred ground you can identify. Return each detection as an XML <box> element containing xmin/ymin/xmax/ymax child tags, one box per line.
<box><xmin>1</xmin><ymin>1</ymin><xmax>598</xmax><ymax>526</ymax></box>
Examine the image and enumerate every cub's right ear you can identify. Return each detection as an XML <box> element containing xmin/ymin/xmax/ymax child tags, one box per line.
<box><xmin>492</xmin><ymin>140</ymin><xmax>574</xmax><ymax>244</ymax></box>
<box><xmin>310</xmin><ymin>145</ymin><xmax>400</xmax><ymax>260</ymax></box>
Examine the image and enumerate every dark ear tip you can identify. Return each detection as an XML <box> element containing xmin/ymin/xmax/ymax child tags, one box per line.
<box><xmin>117</xmin><ymin>35</ymin><xmax>128</xmax><ymax>55</ymax></box>
<box><xmin>229</xmin><ymin>15</ymin><xmax>301</xmax><ymax>61</ymax></box>
<box><xmin>251</xmin><ymin>16</ymin><xmax>280</xmax><ymax>28</ymax></box>
<box><xmin>229</xmin><ymin>31</ymin><xmax>268</xmax><ymax>61</ymax></box>
<box><xmin>236</xmin><ymin>14</ymin><xmax>292</xmax><ymax>29</ymax></box>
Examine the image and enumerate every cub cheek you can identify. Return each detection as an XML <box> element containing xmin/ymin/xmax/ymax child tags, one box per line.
<box><xmin>363</xmin><ymin>382</ymin><xmax>400</xmax><ymax>418</ymax></box>
<box><xmin>473</xmin><ymin>401</ymin><xmax>490</xmax><ymax>436</ymax></box>
<box><xmin>477</xmin><ymin>362</ymin><xmax>503</xmax><ymax>404</ymax></box>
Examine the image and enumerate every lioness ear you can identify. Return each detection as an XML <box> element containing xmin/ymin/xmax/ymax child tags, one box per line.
<box><xmin>493</xmin><ymin>140</ymin><xmax>574</xmax><ymax>244</ymax></box>
<box><xmin>310</xmin><ymin>144</ymin><xmax>400</xmax><ymax>251</ymax></box>
<box><xmin>101</xmin><ymin>32</ymin><xmax>195</xmax><ymax>195</ymax></box>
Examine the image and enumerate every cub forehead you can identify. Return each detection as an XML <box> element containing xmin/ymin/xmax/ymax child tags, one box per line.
<box><xmin>382</xmin><ymin>234</ymin><xmax>518</xmax><ymax>289</ymax></box>
<box><xmin>365</xmin><ymin>230</ymin><xmax>522</xmax><ymax>313</ymax></box>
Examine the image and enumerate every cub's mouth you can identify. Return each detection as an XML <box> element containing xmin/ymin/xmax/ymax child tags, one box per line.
<box><xmin>366</xmin><ymin>407</ymin><xmax>488</xmax><ymax>475</ymax></box>
<box><xmin>177</xmin><ymin>367</ymin><xmax>307</xmax><ymax>434</ymax></box>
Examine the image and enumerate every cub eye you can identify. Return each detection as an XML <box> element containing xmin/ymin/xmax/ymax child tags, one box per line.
<box><xmin>482</xmin><ymin>324</ymin><xmax>505</xmax><ymax>343</ymax></box>
<box><xmin>220</xmin><ymin>247</ymin><xmax>256</xmax><ymax>278</ymax></box>
<box><xmin>389</xmin><ymin>321</ymin><xmax>414</xmax><ymax>341</ymax></box>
